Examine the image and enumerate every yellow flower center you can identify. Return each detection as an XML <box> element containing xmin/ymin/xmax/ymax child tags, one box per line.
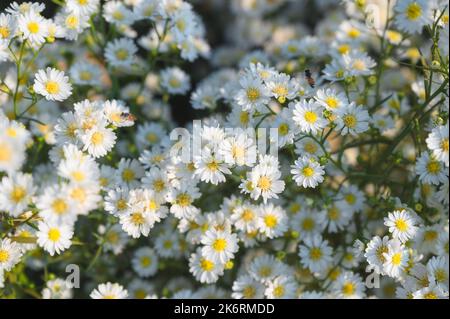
<box><xmin>79</xmin><ymin>71</ymin><xmax>92</xmax><ymax>81</ymax></box>
<box><xmin>52</xmin><ymin>199</ymin><xmax>68</xmax><ymax>215</ymax></box>
<box><xmin>376</xmin><ymin>245</ymin><xmax>388</xmax><ymax>263</ymax></box>
<box><xmin>347</xmin><ymin>28</ymin><xmax>360</xmax><ymax>38</ymax></box>
<box><xmin>239</xmin><ymin>111</ymin><xmax>250</xmax><ymax>124</ymax></box>
<box><xmin>0</xmin><ymin>249</ymin><xmax>10</xmax><ymax>263</ymax></box>
<box><xmin>11</xmin><ymin>186</ymin><xmax>26</xmax><ymax>203</ymax></box>
<box><xmin>140</xmin><ymin>256</ymin><xmax>151</xmax><ymax>267</ymax></box>
<box><xmin>259</xmin><ymin>266</ymin><xmax>272</xmax><ymax>277</ymax></box>
<box><xmin>406</xmin><ymin>3</ymin><xmax>422</xmax><ymax>21</ymax></box>
<box><xmin>122</xmin><ymin>168</ymin><xmax>135</xmax><ymax>182</ymax></box>
<box><xmin>273</xmin><ymin>285</ymin><xmax>285</xmax><ymax>298</ymax></box>
<box><xmin>302</xmin><ymin>166</ymin><xmax>314</xmax><ymax>177</ymax></box>
<box><xmin>325</xmin><ymin>97</ymin><xmax>339</xmax><ymax>109</ymax></box>
<box><xmin>342</xmin><ymin>282</ymin><xmax>355</xmax><ymax>296</ymax></box>
<box><xmin>131</xmin><ymin>212</ymin><xmax>145</xmax><ymax>225</ymax></box>
<box><xmin>242</xmin><ymin>209</ymin><xmax>254</xmax><ymax>222</ymax></box>
<box><xmin>66</xmin><ymin>15</ymin><xmax>79</xmax><ymax>29</ymax></box>
<box><xmin>328</xmin><ymin>207</ymin><xmax>340</xmax><ymax>220</ymax></box>
<box><xmin>424</xmin><ymin>292</ymin><xmax>438</xmax><ymax>299</ymax></box>
<box><xmin>337</xmin><ymin>44</ymin><xmax>350</xmax><ymax>55</ymax></box>
<box><xmin>345</xmin><ymin>194</ymin><xmax>356</xmax><ymax>205</ymax></box>
<box><xmin>91</xmin><ymin>132</ymin><xmax>104</xmax><ymax>145</ymax></box>
<box><xmin>71</xmin><ymin>171</ymin><xmax>85</xmax><ymax>182</ymax></box>
<box><xmin>147</xmin><ymin>200</ymin><xmax>158</xmax><ymax>211</ymax></box>
<box><xmin>257</xmin><ymin>176</ymin><xmax>272</xmax><ymax>191</ymax></box>
<box><xmin>212</xmin><ymin>238</ymin><xmax>227</xmax><ymax>252</ymax></box>
<box><xmin>391</xmin><ymin>252</ymin><xmax>402</xmax><ymax>266</ymax></box>
<box><xmin>27</xmin><ymin>21</ymin><xmax>39</xmax><ymax>34</ymax></box>
<box><xmin>0</xmin><ymin>26</ymin><xmax>10</xmax><ymax>39</ymax></box>
<box><xmin>48</xmin><ymin>228</ymin><xmax>61</xmax><ymax>242</ymax></box>
<box><xmin>70</xmin><ymin>187</ymin><xmax>86</xmax><ymax>202</ymax></box>
<box><xmin>304</xmin><ymin>111</ymin><xmax>318</xmax><ymax>123</ymax></box>
<box><xmin>246</xmin><ymin>88</ymin><xmax>260</xmax><ymax>102</ymax></box>
<box><xmin>243</xmin><ymin>286</ymin><xmax>256</xmax><ymax>298</ymax></box>
<box><xmin>112</xmin><ymin>11</ymin><xmax>124</xmax><ymax>21</ymax></box>
<box><xmin>200</xmin><ymin>258</ymin><xmax>214</xmax><ymax>271</ymax></box>
<box><xmin>424</xmin><ymin>230</ymin><xmax>438</xmax><ymax>241</ymax></box>
<box><xmin>207</xmin><ymin>161</ymin><xmax>219</xmax><ymax>171</ymax></box>
<box><xmin>304</xmin><ymin>142</ymin><xmax>317</xmax><ymax>154</ymax></box>
<box><xmin>117</xmin><ymin>199</ymin><xmax>127</xmax><ymax>211</ymax></box>
<box><xmin>395</xmin><ymin>218</ymin><xmax>408</xmax><ymax>232</ymax></box>
<box><xmin>45</xmin><ymin>81</ymin><xmax>60</xmax><ymax>95</ymax></box>
<box><xmin>176</xmin><ymin>193</ymin><xmax>192</xmax><ymax>207</ymax></box>
<box><xmin>115</xmin><ymin>49</ymin><xmax>129</xmax><ymax>60</ymax></box>
<box><xmin>264</xmin><ymin>214</ymin><xmax>278</xmax><ymax>228</ymax></box>
<box><xmin>427</xmin><ymin>160</ymin><xmax>441</xmax><ymax>174</ymax></box>
<box><xmin>435</xmin><ymin>269</ymin><xmax>447</xmax><ymax>283</ymax></box>
<box><xmin>153</xmin><ymin>180</ymin><xmax>165</xmax><ymax>192</ymax></box>
<box><xmin>352</xmin><ymin>59</ymin><xmax>366</xmax><ymax>71</ymax></box>
<box><xmin>169</xmin><ymin>78</ymin><xmax>181</xmax><ymax>88</ymax></box>
<box><xmin>278</xmin><ymin>123</ymin><xmax>289</xmax><ymax>136</ymax></box>
<box><xmin>386</xmin><ymin>30</ymin><xmax>402</xmax><ymax>43</ymax></box>
<box><xmin>302</xmin><ymin>218</ymin><xmax>315</xmax><ymax>231</ymax></box>
<box><xmin>232</xmin><ymin>145</ymin><xmax>245</xmax><ymax>159</ymax></box>
<box><xmin>441</xmin><ymin>139</ymin><xmax>449</xmax><ymax>152</ymax></box>
<box><xmin>78</xmin><ymin>0</ymin><xmax>88</xmax><ymax>5</ymax></box>
<box><xmin>309</xmin><ymin>247</ymin><xmax>323</xmax><ymax>261</ymax></box>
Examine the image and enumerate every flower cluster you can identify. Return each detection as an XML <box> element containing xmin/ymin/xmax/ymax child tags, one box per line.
<box><xmin>0</xmin><ymin>0</ymin><xmax>449</xmax><ymax>300</ymax></box>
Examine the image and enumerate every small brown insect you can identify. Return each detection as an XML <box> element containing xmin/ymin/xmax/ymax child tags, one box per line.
<box><xmin>305</xmin><ymin>69</ymin><xmax>315</xmax><ymax>88</ymax></box>
<box><xmin>120</xmin><ymin>112</ymin><xmax>136</xmax><ymax>122</ymax></box>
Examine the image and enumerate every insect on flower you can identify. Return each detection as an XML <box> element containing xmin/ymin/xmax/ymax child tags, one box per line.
<box><xmin>305</xmin><ymin>69</ymin><xmax>315</xmax><ymax>88</ymax></box>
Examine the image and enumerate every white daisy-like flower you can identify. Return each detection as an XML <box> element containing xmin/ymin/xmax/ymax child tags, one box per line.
<box><xmin>0</xmin><ymin>238</ymin><xmax>22</xmax><ymax>271</ymax></box>
<box><xmin>0</xmin><ymin>13</ymin><xmax>16</xmax><ymax>42</ymax></box>
<box><xmin>291</xmin><ymin>156</ymin><xmax>325</xmax><ymax>188</ymax></box>
<box><xmin>364</xmin><ymin>236</ymin><xmax>391</xmax><ymax>274</ymax></box>
<box><xmin>265</xmin><ymin>275</ymin><xmax>298</xmax><ymax>299</ymax></box>
<box><xmin>426</xmin><ymin>123</ymin><xmax>449</xmax><ymax>167</ymax></box>
<box><xmin>415</xmin><ymin>152</ymin><xmax>448</xmax><ymax>185</ymax></box>
<box><xmin>167</xmin><ymin>182</ymin><xmax>201</xmax><ymax>219</ymax></box>
<box><xmin>394</xmin><ymin>0</ymin><xmax>432</xmax><ymax>34</ymax></box>
<box><xmin>219</xmin><ymin>130</ymin><xmax>257</xmax><ymax>167</ymax></box>
<box><xmin>115</xmin><ymin>158</ymin><xmax>145</xmax><ymax>189</ymax></box>
<box><xmin>104</xmin><ymin>38</ymin><xmax>137</xmax><ymax>68</ymax></box>
<box><xmin>231</xmin><ymin>275</ymin><xmax>265</xmax><ymax>299</ymax></box>
<box><xmin>33</xmin><ymin>68</ymin><xmax>72</xmax><ymax>102</ymax></box>
<box><xmin>189</xmin><ymin>248</ymin><xmax>224</xmax><ymax>284</ymax></box>
<box><xmin>0</xmin><ymin>172</ymin><xmax>35</xmax><ymax>217</ymax></box>
<box><xmin>427</xmin><ymin>256</ymin><xmax>449</xmax><ymax>292</ymax></box>
<box><xmin>412</xmin><ymin>282</ymin><xmax>449</xmax><ymax>299</ymax></box>
<box><xmin>201</xmin><ymin>229</ymin><xmax>238</xmax><ymax>264</ymax></box>
<box><xmin>194</xmin><ymin>147</ymin><xmax>231</xmax><ymax>185</ymax></box>
<box><xmin>382</xmin><ymin>239</ymin><xmax>409</xmax><ymax>278</ymax></box>
<box><xmin>335</xmin><ymin>102</ymin><xmax>370</xmax><ymax>136</ymax></box>
<box><xmin>292</xmin><ymin>99</ymin><xmax>328</xmax><ymax>134</ymax></box>
<box><xmin>119</xmin><ymin>203</ymin><xmax>153</xmax><ymax>238</ymax></box>
<box><xmin>315</xmin><ymin>88</ymin><xmax>348</xmax><ymax>112</ymax></box>
<box><xmin>36</xmin><ymin>221</ymin><xmax>74</xmax><ymax>256</ymax></box>
<box><xmin>69</xmin><ymin>61</ymin><xmax>102</xmax><ymax>86</ymax></box>
<box><xmin>235</xmin><ymin>73</ymin><xmax>271</xmax><ymax>112</ymax></box>
<box><xmin>132</xmin><ymin>247</ymin><xmax>159</xmax><ymax>278</ymax></box>
<box><xmin>331</xmin><ymin>271</ymin><xmax>366</xmax><ymax>299</ymax></box>
<box><xmin>90</xmin><ymin>282</ymin><xmax>128</xmax><ymax>299</ymax></box>
<box><xmin>42</xmin><ymin>278</ymin><xmax>73</xmax><ymax>299</ymax></box>
<box><xmin>243</xmin><ymin>162</ymin><xmax>285</xmax><ymax>203</ymax></box>
<box><xmin>343</xmin><ymin>51</ymin><xmax>377</xmax><ymax>76</ymax></box>
<box><xmin>384</xmin><ymin>210</ymin><xmax>419</xmax><ymax>243</ymax></box>
<box><xmin>299</xmin><ymin>234</ymin><xmax>333</xmax><ymax>274</ymax></box>
<box><xmin>248</xmin><ymin>255</ymin><xmax>289</xmax><ymax>283</ymax></box>
<box><xmin>160</xmin><ymin>67</ymin><xmax>191</xmax><ymax>95</ymax></box>
<box><xmin>80</xmin><ymin>121</ymin><xmax>117</xmax><ymax>158</ymax></box>
<box><xmin>257</xmin><ymin>203</ymin><xmax>288</xmax><ymax>239</ymax></box>
<box><xmin>17</xmin><ymin>10</ymin><xmax>49</xmax><ymax>45</ymax></box>
<box><xmin>66</xmin><ymin>0</ymin><xmax>99</xmax><ymax>16</ymax></box>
